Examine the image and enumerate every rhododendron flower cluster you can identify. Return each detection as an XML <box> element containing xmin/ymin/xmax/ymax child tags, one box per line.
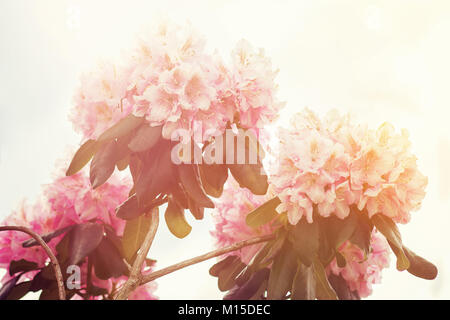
<box><xmin>211</xmin><ymin>177</ymin><xmax>390</xmax><ymax>298</ymax></box>
<box><xmin>0</xmin><ymin>167</ymin><xmax>157</xmax><ymax>300</ymax></box>
<box><xmin>270</xmin><ymin>109</ymin><xmax>427</xmax><ymax>225</ymax></box>
<box><xmin>327</xmin><ymin>231</ymin><xmax>390</xmax><ymax>298</ymax></box>
<box><xmin>70</xmin><ymin>22</ymin><xmax>283</xmax><ymax>143</ymax></box>
<box><xmin>211</xmin><ymin>178</ymin><xmax>272</xmax><ymax>264</ymax></box>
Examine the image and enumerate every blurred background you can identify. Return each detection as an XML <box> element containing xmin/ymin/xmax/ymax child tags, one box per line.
<box><xmin>1</xmin><ymin>0</ymin><xmax>449</xmax><ymax>299</ymax></box>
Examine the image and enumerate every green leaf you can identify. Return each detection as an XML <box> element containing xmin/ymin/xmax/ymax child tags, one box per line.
<box><xmin>371</xmin><ymin>214</ymin><xmax>410</xmax><ymax>271</ymax></box>
<box><xmin>288</xmin><ymin>220</ymin><xmax>320</xmax><ymax>266</ymax></box>
<box><xmin>245</xmin><ymin>197</ymin><xmax>281</xmax><ymax>229</ymax></box>
<box><xmin>313</xmin><ymin>257</ymin><xmax>338</xmax><ymax>300</ymax></box>
<box><xmin>403</xmin><ymin>246</ymin><xmax>438</xmax><ymax>280</ymax></box>
<box><xmin>228</xmin><ymin>163</ymin><xmax>268</xmax><ymax>196</ymax></box>
<box><xmin>66</xmin><ymin>139</ymin><xmax>99</xmax><ymax>176</ymax></box>
<box><xmin>267</xmin><ymin>242</ymin><xmax>297</xmax><ymax>299</ymax></box>
<box><xmin>328</xmin><ymin>274</ymin><xmax>360</xmax><ymax>300</ymax></box>
<box><xmin>322</xmin><ymin>212</ymin><xmax>357</xmax><ymax>249</ymax></box>
<box><xmin>335</xmin><ymin>250</ymin><xmax>346</xmax><ymax>268</ymax></box>
<box><xmin>209</xmin><ymin>256</ymin><xmax>239</xmax><ymax>277</ymax></box>
<box><xmin>122</xmin><ymin>210</ymin><xmax>156</xmax><ymax>264</ymax></box>
<box><xmin>349</xmin><ymin>211</ymin><xmax>373</xmax><ymax>254</ymax></box>
<box><xmin>91</xmin><ymin>238</ymin><xmax>128</xmax><ymax>280</ymax></box>
<box><xmin>218</xmin><ymin>258</ymin><xmax>246</xmax><ymax>292</ymax></box>
<box><xmin>177</xmin><ymin>164</ymin><xmax>214</xmax><ymax>209</ymax></box>
<box><xmin>291</xmin><ymin>263</ymin><xmax>316</xmax><ymax>300</ymax></box>
<box><xmin>6</xmin><ymin>281</ymin><xmax>32</xmax><ymax>300</ymax></box>
<box><xmin>0</xmin><ymin>276</ymin><xmax>20</xmax><ymax>300</ymax></box>
<box><xmin>164</xmin><ymin>198</ymin><xmax>192</xmax><ymax>239</ymax></box>
<box><xmin>89</xmin><ymin>140</ymin><xmax>118</xmax><ymax>189</ymax></box>
<box><xmin>65</xmin><ymin>223</ymin><xmax>104</xmax><ymax>266</ymax></box>
<box><xmin>116</xmin><ymin>194</ymin><xmax>144</xmax><ymax>220</ymax></box>
<box><xmin>97</xmin><ymin>114</ymin><xmax>144</xmax><ymax>142</ymax></box>
<box><xmin>198</xmin><ymin>163</ymin><xmax>228</xmax><ymax>198</ymax></box>
<box><xmin>224</xmin><ymin>268</ymin><xmax>270</xmax><ymax>300</ymax></box>
<box><xmin>9</xmin><ymin>259</ymin><xmax>39</xmax><ymax>276</ymax></box>
<box><xmin>128</xmin><ymin>124</ymin><xmax>161</xmax><ymax>152</ymax></box>
<box><xmin>22</xmin><ymin>225</ymin><xmax>74</xmax><ymax>248</ymax></box>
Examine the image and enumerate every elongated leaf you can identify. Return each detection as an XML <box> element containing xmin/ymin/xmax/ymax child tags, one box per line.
<box><xmin>90</xmin><ymin>140</ymin><xmax>118</xmax><ymax>189</ymax></box>
<box><xmin>177</xmin><ymin>164</ymin><xmax>214</xmax><ymax>208</ymax></box>
<box><xmin>349</xmin><ymin>211</ymin><xmax>373</xmax><ymax>254</ymax></box>
<box><xmin>187</xmin><ymin>197</ymin><xmax>205</xmax><ymax>220</ymax></box>
<box><xmin>288</xmin><ymin>220</ymin><xmax>320</xmax><ymax>266</ymax></box>
<box><xmin>267</xmin><ymin>242</ymin><xmax>297</xmax><ymax>299</ymax></box>
<box><xmin>198</xmin><ymin>163</ymin><xmax>228</xmax><ymax>198</ymax></box>
<box><xmin>0</xmin><ymin>276</ymin><xmax>20</xmax><ymax>300</ymax></box>
<box><xmin>165</xmin><ymin>198</ymin><xmax>192</xmax><ymax>239</ymax></box>
<box><xmin>246</xmin><ymin>197</ymin><xmax>280</xmax><ymax>229</ymax></box>
<box><xmin>6</xmin><ymin>281</ymin><xmax>32</xmax><ymax>300</ymax></box>
<box><xmin>218</xmin><ymin>258</ymin><xmax>246</xmax><ymax>292</ymax></box>
<box><xmin>210</xmin><ymin>256</ymin><xmax>239</xmax><ymax>277</ymax></box>
<box><xmin>403</xmin><ymin>246</ymin><xmax>438</xmax><ymax>280</ymax></box>
<box><xmin>372</xmin><ymin>214</ymin><xmax>410</xmax><ymax>271</ymax></box>
<box><xmin>291</xmin><ymin>263</ymin><xmax>316</xmax><ymax>300</ymax></box>
<box><xmin>116</xmin><ymin>156</ymin><xmax>129</xmax><ymax>171</ymax></box>
<box><xmin>135</xmin><ymin>143</ymin><xmax>174</xmax><ymax>207</ymax></box>
<box><xmin>313</xmin><ymin>258</ymin><xmax>338</xmax><ymax>300</ymax></box>
<box><xmin>116</xmin><ymin>194</ymin><xmax>144</xmax><ymax>220</ymax></box>
<box><xmin>224</xmin><ymin>268</ymin><xmax>270</xmax><ymax>300</ymax></box>
<box><xmin>128</xmin><ymin>124</ymin><xmax>161</xmax><ymax>152</ymax></box>
<box><xmin>22</xmin><ymin>225</ymin><xmax>74</xmax><ymax>248</ymax></box>
<box><xmin>97</xmin><ymin>114</ymin><xmax>144</xmax><ymax>142</ymax></box>
<box><xmin>328</xmin><ymin>274</ymin><xmax>360</xmax><ymax>300</ymax></box>
<box><xmin>122</xmin><ymin>209</ymin><xmax>156</xmax><ymax>263</ymax></box>
<box><xmin>229</xmin><ymin>164</ymin><xmax>268</xmax><ymax>196</ymax></box>
<box><xmin>66</xmin><ymin>139</ymin><xmax>99</xmax><ymax>176</ymax></box>
<box><xmin>91</xmin><ymin>238</ymin><xmax>128</xmax><ymax>280</ymax></box>
<box><xmin>66</xmin><ymin>223</ymin><xmax>104</xmax><ymax>266</ymax></box>
<box><xmin>322</xmin><ymin>212</ymin><xmax>357</xmax><ymax>249</ymax></box>
<box><xmin>9</xmin><ymin>260</ymin><xmax>38</xmax><ymax>276</ymax></box>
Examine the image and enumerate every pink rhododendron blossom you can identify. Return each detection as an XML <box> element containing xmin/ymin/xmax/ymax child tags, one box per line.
<box><xmin>211</xmin><ymin>177</ymin><xmax>274</xmax><ymax>264</ymax></box>
<box><xmin>269</xmin><ymin>109</ymin><xmax>427</xmax><ymax>224</ymax></box>
<box><xmin>327</xmin><ymin>231</ymin><xmax>390</xmax><ymax>298</ymax></box>
<box><xmin>70</xmin><ymin>21</ymin><xmax>283</xmax><ymax>143</ymax></box>
<box><xmin>0</xmin><ymin>163</ymin><xmax>158</xmax><ymax>299</ymax></box>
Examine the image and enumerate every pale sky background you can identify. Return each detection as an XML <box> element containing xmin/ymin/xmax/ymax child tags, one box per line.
<box><xmin>1</xmin><ymin>0</ymin><xmax>450</xmax><ymax>299</ymax></box>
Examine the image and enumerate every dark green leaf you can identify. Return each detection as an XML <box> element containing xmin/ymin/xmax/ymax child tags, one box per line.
<box><xmin>349</xmin><ymin>211</ymin><xmax>373</xmax><ymax>254</ymax></box>
<box><xmin>90</xmin><ymin>140</ymin><xmax>118</xmax><ymax>189</ymax></box>
<box><xmin>246</xmin><ymin>197</ymin><xmax>280</xmax><ymax>229</ymax></box>
<box><xmin>116</xmin><ymin>194</ymin><xmax>144</xmax><ymax>220</ymax></box>
<box><xmin>404</xmin><ymin>246</ymin><xmax>438</xmax><ymax>280</ymax></box>
<box><xmin>177</xmin><ymin>164</ymin><xmax>214</xmax><ymax>209</ymax></box>
<box><xmin>92</xmin><ymin>238</ymin><xmax>128</xmax><ymax>280</ymax></box>
<box><xmin>122</xmin><ymin>209</ymin><xmax>156</xmax><ymax>264</ymax></box>
<box><xmin>372</xmin><ymin>214</ymin><xmax>409</xmax><ymax>271</ymax></box>
<box><xmin>267</xmin><ymin>242</ymin><xmax>297</xmax><ymax>299</ymax></box>
<box><xmin>97</xmin><ymin>114</ymin><xmax>144</xmax><ymax>142</ymax></box>
<box><xmin>6</xmin><ymin>281</ymin><xmax>32</xmax><ymax>300</ymax></box>
<box><xmin>128</xmin><ymin>124</ymin><xmax>161</xmax><ymax>152</ymax></box>
<box><xmin>288</xmin><ymin>220</ymin><xmax>320</xmax><ymax>266</ymax></box>
<box><xmin>65</xmin><ymin>223</ymin><xmax>104</xmax><ymax>266</ymax></box>
<box><xmin>66</xmin><ymin>139</ymin><xmax>99</xmax><ymax>176</ymax></box>
<box><xmin>9</xmin><ymin>259</ymin><xmax>38</xmax><ymax>276</ymax></box>
<box><xmin>291</xmin><ymin>263</ymin><xmax>316</xmax><ymax>300</ymax></box>
<box><xmin>0</xmin><ymin>276</ymin><xmax>20</xmax><ymax>300</ymax></box>
<box><xmin>328</xmin><ymin>274</ymin><xmax>360</xmax><ymax>300</ymax></box>
<box><xmin>165</xmin><ymin>198</ymin><xmax>192</xmax><ymax>239</ymax></box>
<box><xmin>22</xmin><ymin>225</ymin><xmax>74</xmax><ymax>248</ymax></box>
<box><xmin>209</xmin><ymin>256</ymin><xmax>239</xmax><ymax>277</ymax></box>
<box><xmin>218</xmin><ymin>258</ymin><xmax>246</xmax><ymax>292</ymax></box>
<box><xmin>224</xmin><ymin>268</ymin><xmax>270</xmax><ymax>300</ymax></box>
<box><xmin>313</xmin><ymin>257</ymin><xmax>338</xmax><ymax>300</ymax></box>
<box><xmin>198</xmin><ymin>163</ymin><xmax>228</xmax><ymax>198</ymax></box>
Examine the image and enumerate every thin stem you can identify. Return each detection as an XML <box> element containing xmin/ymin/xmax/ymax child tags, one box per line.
<box><xmin>114</xmin><ymin>208</ymin><xmax>159</xmax><ymax>300</ymax></box>
<box><xmin>0</xmin><ymin>226</ymin><xmax>66</xmax><ymax>300</ymax></box>
<box><xmin>140</xmin><ymin>233</ymin><xmax>275</xmax><ymax>286</ymax></box>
